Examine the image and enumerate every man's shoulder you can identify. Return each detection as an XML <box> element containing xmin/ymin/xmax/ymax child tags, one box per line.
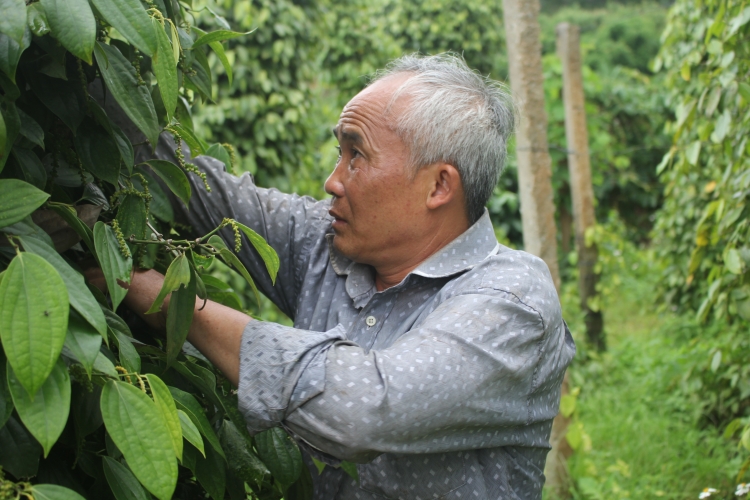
<box><xmin>449</xmin><ymin>246</ymin><xmax>560</xmax><ymax>322</ymax></box>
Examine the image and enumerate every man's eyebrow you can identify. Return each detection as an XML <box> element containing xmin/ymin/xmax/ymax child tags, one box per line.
<box><xmin>331</xmin><ymin>126</ymin><xmax>363</xmax><ymax>145</ymax></box>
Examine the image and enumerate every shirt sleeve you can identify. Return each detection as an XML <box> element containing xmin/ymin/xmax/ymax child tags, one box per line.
<box><xmin>236</xmin><ymin>287</ymin><xmax>572</xmax><ymax>463</ymax></box>
<box><xmin>142</xmin><ymin>133</ymin><xmax>331</xmax><ymax>318</ymax></box>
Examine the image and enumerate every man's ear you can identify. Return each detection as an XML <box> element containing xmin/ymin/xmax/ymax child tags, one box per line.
<box><xmin>425</xmin><ymin>162</ymin><xmax>463</xmax><ymax>210</ymax></box>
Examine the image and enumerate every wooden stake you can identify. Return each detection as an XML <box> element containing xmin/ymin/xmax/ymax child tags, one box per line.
<box><xmin>557</xmin><ymin>22</ymin><xmax>605</xmax><ymax>351</ymax></box>
<box><xmin>502</xmin><ymin>0</ymin><xmax>560</xmax><ymax>292</ymax></box>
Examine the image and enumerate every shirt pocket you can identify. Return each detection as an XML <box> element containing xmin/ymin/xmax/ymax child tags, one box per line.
<box><xmin>358</xmin><ymin>452</ymin><xmax>468</xmax><ymax>499</ymax></box>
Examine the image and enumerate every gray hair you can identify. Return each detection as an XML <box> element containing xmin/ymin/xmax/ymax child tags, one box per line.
<box><xmin>370</xmin><ymin>53</ymin><xmax>515</xmax><ymax>224</ymax></box>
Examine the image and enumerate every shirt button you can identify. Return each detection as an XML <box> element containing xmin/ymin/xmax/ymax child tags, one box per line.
<box><xmin>365</xmin><ymin>316</ymin><xmax>377</xmax><ymax>327</ymax></box>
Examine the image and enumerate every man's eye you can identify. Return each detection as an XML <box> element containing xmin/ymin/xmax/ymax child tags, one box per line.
<box><xmin>351</xmin><ymin>148</ymin><xmax>361</xmax><ymax>158</ymax></box>
<box><xmin>335</xmin><ymin>146</ymin><xmax>342</xmax><ymax>158</ymax></box>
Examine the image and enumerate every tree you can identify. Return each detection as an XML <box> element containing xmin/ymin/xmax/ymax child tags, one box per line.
<box><xmin>0</xmin><ymin>0</ymin><xmax>315</xmax><ymax>498</ymax></box>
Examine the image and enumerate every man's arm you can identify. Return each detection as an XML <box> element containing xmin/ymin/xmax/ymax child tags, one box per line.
<box><xmin>136</xmin><ymin>134</ymin><xmax>332</xmax><ymax>319</ymax></box>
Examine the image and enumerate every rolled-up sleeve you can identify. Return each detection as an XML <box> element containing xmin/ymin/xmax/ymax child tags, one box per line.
<box><xmin>236</xmin><ymin>287</ymin><xmax>569</xmax><ymax>463</ymax></box>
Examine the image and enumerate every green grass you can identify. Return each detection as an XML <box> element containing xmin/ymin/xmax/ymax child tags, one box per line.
<box><xmin>555</xmin><ymin>256</ymin><xmax>742</xmax><ymax>500</ymax></box>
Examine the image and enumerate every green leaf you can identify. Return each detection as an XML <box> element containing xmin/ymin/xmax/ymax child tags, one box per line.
<box><xmin>172</xmin><ymin>361</ymin><xmax>220</xmax><ymax>409</ymax></box>
<box><xmin>8</xmin><ymin>358</ymin><xmax>70</xmax><ymax>457</ymax></box>
<box><xmin>168</xmin><ymin>386</ymin><xmax>224</xmax><ymax>459</ymax></box>
<box><xmin>17</xmin><ymin>107</ymin><xmax>45</xmax><ymax>150</ymax></box>
<box><xmin>94</xmin><ymin>42</ymin><xmax>160</xmax><ymax>147</ymax></box>
<box><xmin>710</xmin><ymin>109</ymin><xmax>731</xmax><ymax>144</ymax></box>
<box><xmin>192</xmin><ymin>30</ymin><xmax>250</xmax><ymax>47</ymax></box>
<box><xmin>88</xmin><ymin>99</ymin><xmax>135</xmax><ymax>173</ymax></box>
<box><xmin>93</xmin><ymin>351</ymin><xmax>118</xmax><ymax>377</ymax></box>
<box><xmin>40</xmin><ymin>0</ymin><xmax>96</xmax><ymax>64</ymax></box>
<box><xmin>186</xmin><ymin>47</ymin><xmax>212</xmax><ymax>101</ymax></box>
<box><xmin>0</xmin><ymin>354</ymin><xmax>13</xmax><ymax>428</ymax></box>
<box><xmin>146</xmin><ymin>253</ymin><xmax>190</xmax><ymax>314</ymax></box>
<box><xmin>152</xmin><ymin>19</ymin><xmax>178</xmax><ymax>119</ymax></box>
<box><xmin>235</xmin><ymin>222</ymin><xmax>279</xmax><ymax>284</ymax></box>
<box><xmin>208</xmin><ymin>41</ymin><xmax>232</xmax><ymax>85</ymax></box>
<box><xmin>94</xmin><ymin>222</ymin><xmax>133</xmax><ymax>311</ymax></box>
<box><xmin>143</xmin><ymin>159</ymin><xmax>191</xmax><ymax>207</ymax></box>
<box><xmin>49</xmin><ymin>205</ymin><xmax>96</xmax><ymax>255</ymax></box>
<box><xmin>0</xmin><ymin>98</ymin><xmax>20</xmax><ymax>171</ymax></box>
<box><xmin>0</xmin><ymin>415</ymin><xmax>41</xmax><ymax>477</ymax></box>
<box><xmin>340</xmin><ymin>461</ymin><xmax>359</xmax><ymax>483</ymax></box>
<box><xmin>102</xmin><ymin>456</ymin><xmax>150</xmax><ymax>500</ymax></box>
<box><xmin>286</xmin><ymin>462</ymin><xmax>314</xmax><ymax>500</ymax></box>
<box><xmin>75</xmin><ymin>118</ymin><xmax>122</xmax><ymax>186</ymax></box>
<box><xmin>91</xmin><ymin>0</ymin><xmax>157</xmax><ymax>56</ymax></box>
<box><xmin>117</xmin><ymin>194</ymin><xmax>147</xmax><ymax>242</ymax></box>
<box><xmin>28</xmin><ymin>72</ymin><xmax>85</xmax><ymax>132</ymax></box>
<box><xmin>0</xmin><ymin>29</ymin><xmax>29</xmax><ymax>83</ymax></box>
<box><xmin>145</xmin><ymin>374</ymin><xmax>183</xmax><ymax>461</ymax></box>
<box><xmin>64</xmin><ymin>311</ymin><xmax>102</xmax><ymax>377</ymax></box>
<box><xmin>0</xmin><ymin>179</ymin><xmax>50</xmax><ymax>228</ymax></box>
<box><xmin>0</xmin><ymin>0</ymin><xmax>26</xmax><ymax>45</ymax></box>
<box><xmin>195</xmin><ymin>441</ymin><xmax>226</xmax><ymax>500</ymax></box>
<box><xmin>18</xmin><ymin>234</ymin><xmax>108</xmax><ymax>339</ymax></box>
<box><xmin>31</xmin><ymin>484</ymin><xmax>87</xmax><ymax>500</ymax></box>
<box><xmin>0</xmin><ymin>252</ymin><xmax>68</xmax><ymax>396</ymax></box>
<box><xmin>27</xmin><ymin>3</ymin><xmax>50</xmax><ymax>37</ymax></box>
<box><xmin>112</xmin><ymin>328</ymin><xmax>140</xmax><ymax>373</ymax></box>
<box><xmin>169</xmin><ymin>122</ymin><xmax>206</xmax><ymax>156</ymax></box>
<box><xmin>0</xmin><ymin>107</ymin><xmax>6</xmax><ymax>160</ymax></box>
<box><xmin>12</xmin><ymin>148</ymin><xmax>47</xmax><ymax>189</ymax></box>
<box><xmin>220</xmin><ymin>420</ymin><xmax>268</xmax><ymax>486</ymax></box>
<box><xmin>726</xmin><ymin>248</ymin><xmax>743</xmax><ymax>274</ymax></box>
<box><xmin>739</xmin><ymin>82</ymin><xmax>750</xmax><ymax>102</ymax></box>
<box><xmin>178</xmin><ymin>409</ymin><xmax>204</xmax><ymax>457</ymax></box>
<box><xmin>254</xmin><ymin>427</ymin><xmax>303</xmax><ymax>487</ymax></box>
<box><xmin>710</xmin><ymin>350</ymin><xmax>722</xmax><ymax>372</ymax></box>
<box><xmin>219</xmin><ymin>247</ymin><xmax>260</xmax><ymax>306</ymax></box>
<box><xmin>311</xmin><ymin>457</ymin><xmax>325</xmax><ymax>475</ymax></box>
<box><xmin>685</xmin><ymin>140</ymin><xmax>701</xmax><ymax>166</ymax></box>
<box><xmin>100</xmin><ymin>380</ymin><xmax>177</xmax><ymax>500</ymax></box>
<box><xmin>166</xmin><ymin>268</ymin><xmax>196</xmax><ymax>366</ymax></box>
<box><xmin>204</xmin><ymin>143</ymin><xmax>232</xmax><ymax>172</ymax></box>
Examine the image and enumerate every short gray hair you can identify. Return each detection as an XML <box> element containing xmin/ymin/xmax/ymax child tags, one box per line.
<box><xmin>370</xmin><ymin>53</ymin><xmax>515</xmax><ymax>224</ymax></box>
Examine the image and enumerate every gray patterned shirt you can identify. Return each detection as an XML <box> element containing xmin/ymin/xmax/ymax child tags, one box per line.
<box><xmin>155</xmin><ymin>138</ymin><xmax>576</xmax><ymax>500</ymax></box>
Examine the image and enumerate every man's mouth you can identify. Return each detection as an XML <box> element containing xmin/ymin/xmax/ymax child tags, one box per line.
<box><xmin>329</xmin><ymin>209</ymin><xmax>348</xmax><ymax>228</ymax></box>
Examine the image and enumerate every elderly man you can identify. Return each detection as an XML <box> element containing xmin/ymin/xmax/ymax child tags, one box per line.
<box><xmin>125</xmin><ymin>53</ymin><xmax>575</xmax><ymax>499</ymax></box>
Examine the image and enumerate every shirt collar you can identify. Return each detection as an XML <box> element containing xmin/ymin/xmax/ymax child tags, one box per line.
<box><xmin>327</xmin><ymin>210</ymin><xmax>499</xmax><ymax>306</ymax></box>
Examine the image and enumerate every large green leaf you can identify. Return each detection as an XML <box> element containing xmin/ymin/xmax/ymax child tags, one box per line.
<box><xmin>31</xmin><ymin>484</ymin><xmax>87</xmax><ymax>500</ymax></box>
<box><xmin>27</xmin><ymin>3</ymin><xmax>50</xmax><ymax>37</ymax></box>
<box><xmin>0</xmin><ymin>29</ymin><xmax>29</xmax><ymax>83</ymax></box>
<box><xmin>75</xmin><ymin>118</ymin><xmax>122</xmax><ymax>186</ymax></box>
<box><xmin>40</xmin><ymin>0</ymin><xmax>96</xmax><ymax>64</ymax></box>
<box><xmin>145</xmin><ymin>374</ymin><xmax>182</xmax><ymax>461</ymax></box>
<box><xmin>192</xmin><ymin>30</ymin><xmax>250</xmax><ymax>47</ymax></box>
<box><xmin>166</xmin><ymin>271</ymin><xmax>196</xmax><ymax>367</ymax></box>
<box><xmin>111</xmin><ymin>328</ymin><xmax>140</xmax><ymax>373</ymax></box>
<box><xmin>102</xmin><ymin>456</ymin><xmax>150</xmax><ymax>500</ymax></box>
<box><xmin>172</xmin><ymin>360</ymin><xmax>220</xmax><ymax>409</ymax></box>
<box><xmin>28</xmin><ymin>72</ymin><xmax>85</xmax><ymax>132</ymax></box>
<box><xmin>49</xmin><ymin>205</ymin><xmax>96</xmax><ymax>255</ymax></box>
<box><xmin>208</xmin><ymin>41</ymin><xmax>233</xmax><ymax>85</ymax></box>
<box><xmin>64</xmin><ymin>311</ymin><xmax>102</xmax><ymax>377</ymax></box>
<box><xmin>94</xmin><ymin>222</ymin><xmax>133</xmax><ymax>311</ymax></box>
<box><xmin>186</xmin><ymin>47</ymin><xmax>212</xmax><ymax>101</ymax></box>
<box><xmin>178</xmin><ymin>409</ymin><xmax>204</xmax><ymax>457</ymax></box>
<box><xmin>100</xmin><ymin>380</ymin><xmax>177</xmax><ymax>500</ymax></box>
<box><xmin>220</xmin><ymin>420</ymin><xmax>269</xmax><ymax>487</ymax></box>
<box><xmin>194</xmin><ymin>442</ymin><xmax>226</xmax><ymax>500</ymax></box>
<box><xmin>0</xmin><ymin>252</ymin><xmax>68</xmax><ymax>396</ymax></box>
<box><xmin>0</xmin><ymin>353</ymin><xmax>13</xmax><ymax>428</ymax></box>
<box><xmin>7</xmin><ymin>358</ymin><xmax>71</xmax><ymax>457</ymax></box>
<box><xmin>169</xmin><ymin>122</ymin><xmax>206</xmax><ymax>156</ymax></box>
<box><xmin>255</xmin><ymin>427</ymin><xmax>303</xmax><ymax>487</ymax></box>
<box><xmin>168</xmin><ymin>386</ymin><xmax>224</xmax><ymax>458</ymax></box>
<box><xmin>143</xmin><ymin>159</ymin><xmax>191</xmax><ymax>207</ymax></box>
<box><xmin>90</xmin><ymin>0</ymin><xmax>157</xmax><ymax>56</ymax></box>
<box><xmin>235</xmin><ymin>222</ymin><xmax>279</xmax><ymax>284</ymax></box>
<box><xmin>204</xmin><ymin>143</ymin><xmax>233</xmax><ymax>172</ymax></box>
<box><xmin>117</xmin><ymin>194</ymin><xmax>147</xmax><ymax>243</ymax></box>
<box><xmin>88</xmin><ymin>99</ymin><xmax>135</xmax><ymax>173</ymax></box>
<box><xmin>18</xmin><ymin>234</ymin><xmax>108</xmax><ymax>339</ymax></box>
<box><xmin>0</xmin><ymin>0</ymin><xmax>26</xmax><ymax>45</ymax></box>
<box><xmin>152</xmin><ymin>19</ymin><xmax>177</xmax><ymax>120</ymax></box>
<box><xmin>94</xmin><ymin>42</ymin><xmax>160</xmax><ymax>147</ymax></box>
<box><xmin>0</xmin><ymin>179</ymin><xmax>50</xmax><ymax>228</ymax></box>
<box><xmin>0</xmin><ymin>415</ymin><xmax>41</xmax><ymax>477</ymax></box>
<box><xmin>17</xmin><ymin>107</ymin><xmax>45</xmax><ymax>149</ymax></box>
<box><xmin>11</xmin><ymin>147</ymin><xmax>47</xmax><ymax>189</ymax></box>
<box><xmin>146</xmin><ymin>253</ymin><xmax>190</xmax><ymax>314</ymax></box>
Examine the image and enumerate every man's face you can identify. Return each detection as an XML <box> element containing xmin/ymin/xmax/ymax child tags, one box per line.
<box><xmin>324</xmin><ymin>76</ymin><xmax>426</xmax><ymax>268</ymax></box>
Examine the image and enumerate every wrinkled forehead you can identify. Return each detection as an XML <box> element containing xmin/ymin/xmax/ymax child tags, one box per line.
<box><xmin>342</xmin><ymin>73</ymin><xmax>414</xmax><ymax>121</ymax></box>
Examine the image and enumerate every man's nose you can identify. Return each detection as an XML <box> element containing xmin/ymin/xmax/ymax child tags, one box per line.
<box><xmin>324</xmin><ymin>163</ymin><xmax>344</xmax><ymax>198</ymax></box>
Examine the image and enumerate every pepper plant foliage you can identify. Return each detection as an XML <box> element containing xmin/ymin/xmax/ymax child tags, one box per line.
<box><xmin>652</xmin><ymin>0</ymin><xmax>750</xmax><ymax>323</ymax></box>
<box><xmin>0</xmin><ymin>0</ymin><xmax>314</xmax><ymax>499</ymax></box>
